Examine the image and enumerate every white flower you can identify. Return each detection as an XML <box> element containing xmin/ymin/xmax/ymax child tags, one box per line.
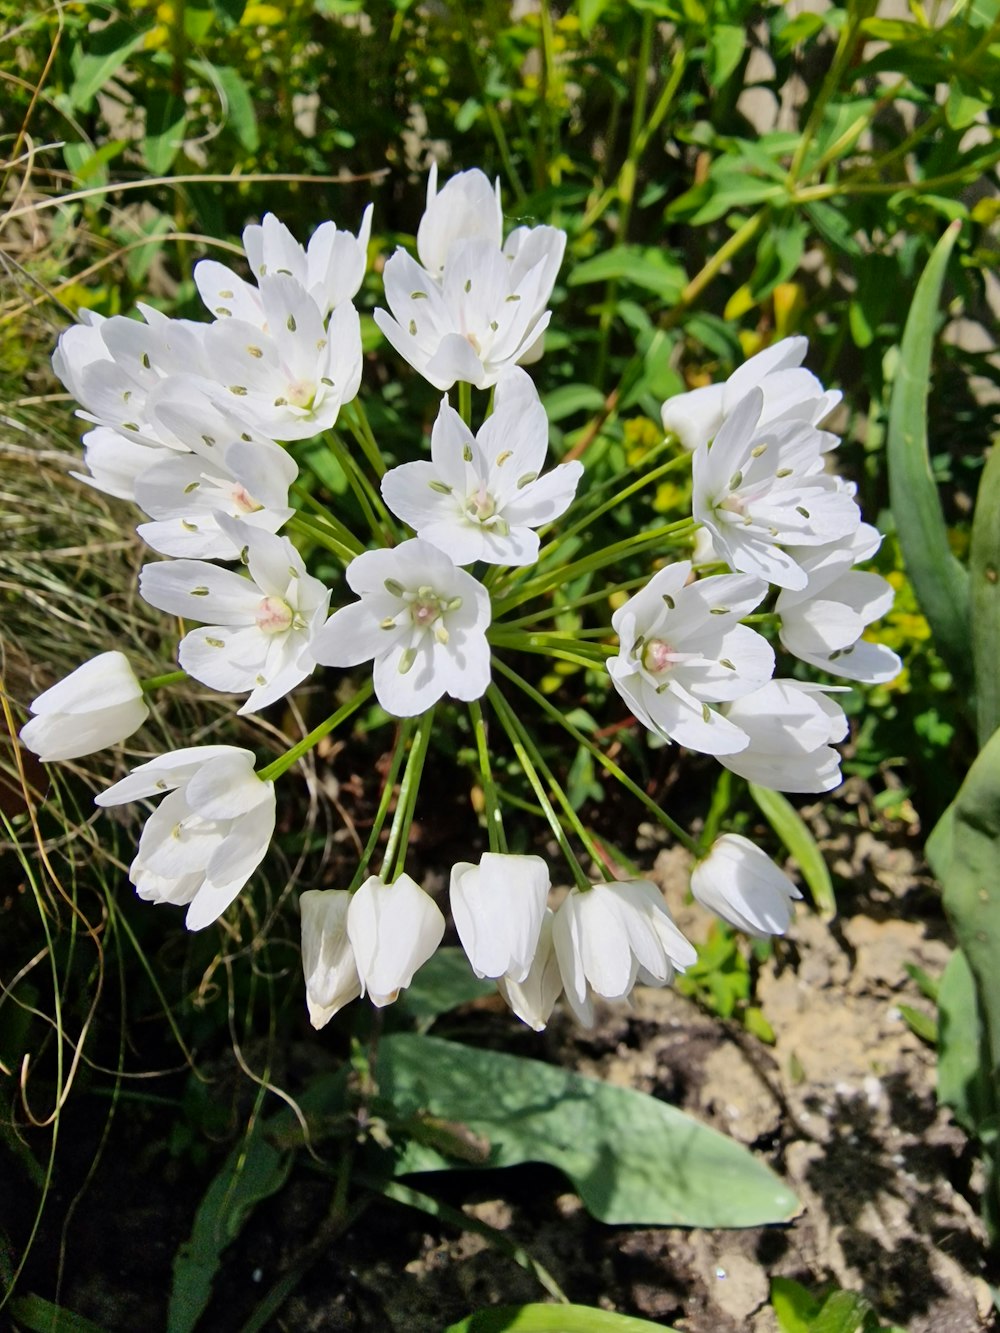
<box><xmin>347</xmin><ymin>873</ymin><xmax>445</xmax><ymax>1006</ymax></box>
<box><xmin>450</xmin><ymin>852</ymin><xmax>550</xmax><ymax>981</ymax></box>
<box><xmin>691</xmin><ymin>834</ymin><xmax>801</xmax><ymax>937</ymax></box>
<box><xmin>777</xmin><ymin>523</ymin><xmax>902</xmax><ymax>684</ymax></box>
<box><xmin>71</xmin><ymin>426</ymin><xmax>173</xmax><ymax>502</ymax></box>
<box><xmin>195</xmin><ymin>206</ymin><xmax>372</xmax><ymax>324</ymax></box>
<box><xmin>497</xmin><ymin>908</ymin><xmax>563</xmax><ymax>1031</ymax></box>
<box><xmin>552</xmin><ymin>880</ymin><xmax>696</xmax><ymax>1027</ymax></box>
<box><xmin>417</xmin><ymin>164</ymin><xmax>503</xmax><ymax>275</ymax></box>
<box><xmin>20</xmin><ymin>652</ymin><xmax>148</xmax><ymax>761</ymax></box>
<box><xmin>139</xmin><ymin>522</ymin><xmax>331</xmax><ymax>714</ymax></box>
<box><xmin>692</xmin><ymin>388</ymin><xmax>861</xmax><ymax>591</ymax></box>
<box><xmin>381</xmin><ymin>367</ymin><xmax>582</xmax><ymax>567</ymax></box>
<box><xmin>299</xmin><ymin>889</ymin><xmax>362</xmax><ymax>1029</ymax></box>
<box><xmin>719</xmin><ymin>679</ymin><xmax>850</xmax><ymax>793</ymax></box>
<box><xmin>662</xmin><ymin>336</ymin><xmax>842</xmax><ymax>452</ymax></box>
<box><xmin>134</xmin><ymin>383</ymin><xmax>297</xmax><ymax>559</ymax></box>
<box><xmin>374</xmin><ymin>172</ymin><xmax>566</xmax><ymax>389</ymax></box>
<box><xmin>607</xmin><ymin>561</ymin><xmax>774</xmax><ymax>756</ymax></box>
<box><xmin>95</xmin><ymin>746</ymin><xmax>275</xmax><ymax>930</ymax></box>
<box><xmin>310</xmin><ymin>538</ymin><xmax>492</xmax><ymax>717</ymax></box>
<box><xmin>201</xmin><ymin>276</ymin><xmax>362</xmax><ymax>440</ymax></box>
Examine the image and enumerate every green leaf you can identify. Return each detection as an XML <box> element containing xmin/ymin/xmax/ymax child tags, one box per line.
<box><xmin>9</xmin><ymin>1296</ymin><xmax>108</xmax><ymax>1333</ymax></box>
<box><xmin>897</xmin><ymin>1004</ymin><xmax>937</xmax><ymax>1045</ymax></box>
<box><xmin>443</xmin><ymin>1303</ymin><xmax>679</xmax><ymax>1332</ymax></box>
<box><xmin>579</xmin><ymin>0</ymin><xmax>614</xmax><ymax>37</ymax></box>
<box><xmin>886</xmin><ymin>221</ymin><xmax>970</xmax><ymax>689</ymax></box>
<box><xmin>69</xmin><ymin>19</ymin><xmax>153</xmax><ymax>111</ymax></box>
<box><xmin>167</xmin><ymin>1123</ymin><xmax>293</xmax><ymax>1333</ymax></box>
<box><xmin>543</xmin><ymin>384</ymin><xmax>606</xmax><ymax>423</ymax></box>
<box><xmin>191</xmin><ymin>61</ymin><xmax>260</xmax><ymax>152</ymax></box>
<box><xmin>569</xmin><ymin>246</ymin><xmax>686</xmax><ymax>303</ymax></box>
<box><xmin>937</xmin><ymin>948</ymin><xmax>992</xmax><ymax>1133</ymax></box>
<box><xmin>393</xmin><ymin>947</ymin><xmax>494</xmax><ymax>1023</ymax></box>
<box><xmin>143</xmin><ymin>90</ymin><xmax>188</xmax><ymax>175</ymax></box>
<box><xmin>377</xmin><ymin>1033</ymin><xmax>799</xmax><ymax>1226</ymax></box>
<box><xmin>749</xmin><ymin>784</ymin><xmax>836</xmax><ymax>919</ymax></box>
<box><xmin>969</xmin><ymin>442</ymin><xmax>1000</xmax><ymax>747</ymax></box>
<box><xmin>809</xmin><ymin>1290</ymin><xmax>877</xmax><ymax>1333</ymax></box>
<box><xmin>709</xmin><ymin>24</ymin><xmax>746</xmax><ymax>85</ymax></box>
<box><xmin>771</xmin><ymin>1276</ymin><xmax>822</xmax><ymax>1332</ymax></box>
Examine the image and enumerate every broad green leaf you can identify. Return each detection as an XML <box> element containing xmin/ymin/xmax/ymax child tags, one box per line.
<box><xmin>886</xmin><ymin>221</ymin><xmax>970</xmax><ymax>688</ymax></box>
<box><xmin>937</xmin><ymin>948</ymin><xmax>992</xmax><ymax>1134</ymax></box>
<box><xmin>444</xmin><ymin>1303</ymin><xmax>679</xmax><ymax>1332</ymax></box>
<box><xmin>749</xmin><ymin>784</ymin><xmax>836</xmax><ymax>918</ymax></box>
<box><xmin>569</xmin><ymin>246</ymin><xmax>686</xmax><ymax>302</ymax></box>
<box><xmin>167</xmin><ymin>1123</ymin><xmax>292</xmax><ymax>1333</ymax></box>
<box><xmin>809</xmin><ymin>1290</ymin><xmax>877</xmax><ymax>1333</ymax></box>
<box><xmin>969</xmin><ymin>442</ymin><xmax>1000</xmax><ymax>746</ymax></box>
<box><xmin>143</xmin><ymin>90</ymin><xmax>188</xmax><ymax>175</ymax></box>
<box><xmin>377</xmin><ymin>1033</ymin><xmax>799</xmax><ymax>1226</ymax></box>
<box><xmin>771</xmin><ymin>1275</ymin><xmax>822</xmax><ymax>1332</ymax></box>
<box><xmin>69</xmin><ymin>19</ymin><xmax>153</xmax><ymax>111</ymax></box>
<box><xmin>709</xmin><ymin>25</ymin><xmax>746</xmax><ymax>85</ymax></box>
<box><xmin>543</xmin><ymin>384</ymin><xmax>606</xmax><ymax>423</ymax></box>
<box><xmin>580</xmin><ymin>0</ymin><xmax>614</xmax><ymax>36</ymax></box>
<box><xmin>190</xmin><ymin>61</ymin><xmax>260</xmax><ymax>152</ymax></box>
<box><xmin>393</xmin><ymin>947</ymin><xmax>494</xmax><ymax>1023</ymax></box>
<box><xmin>688</xmin><ymin>174</ymin><xmax>784</xmax><ymax>225</ymax></box>
<box><xmin>9</xmin><ymin>1296</ymin><xmax>107</xmax><ymax>1333</ymax></box>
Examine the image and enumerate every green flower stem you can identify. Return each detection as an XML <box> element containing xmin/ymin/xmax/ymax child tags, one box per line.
<box><xmin>290</xmin><ymin>486</ymin><xmax>365</xmax><ymax>554</ymax></box>
<box><xmin>498</xmin><ymin>573</ymin><xmax>652</xmax><ymax>630</ymax></box>
<box><xmin>538</xmin><ymin>452</ymin><xmax>692</xmax><ymax>562</ymax></box>
<box><xmin>469</xmin><ymin>699</ymin><xmax>507</xmax><ymax>853</ymax></box>
<box><xmin>494</xmin><ymin>658</ymin><xmax>699</xmax><ymax>855</ymax></box>
<box><xmin>458</xmin><ymin>381</ymin><xmax>473</xmax><ymax>429</ymax></box>
<box><xmin>489</xmin><ymin>685</ymin><xmax>607</xmax><ymax>882</ymax></box>
<box><xmin>548</xmin><ymin>429</ymin><xmax>679</xmax><ymax>534</ymax></box>
<box><xmin>347</xmin><ymin>719</ymin><xmax>415</xmax><ymax>894</ymax></box>
<box><xmin>139</xmin><ymin>669</ymin><xmax>187</xmax><ymax>692</ymax></box>
<box><xmin>786</xmin><ymin>2</ymin><xmax>868</xmax><ymax>186</ymax></box>
<box><xmin>344</xmin><ymin>400</ymin><xmax>388</xmax><ymax>479</ymax></box>
<box><xmin>286</xmin><ymin>514</ymin><xmax>359</xmax><ymax>565</ymax></box>
<box><xmin>258</xmin><ymin>681</ymin><xmax>374</xmax><ymax>784</ymax></box>
<box><xmin>493</xmin><ymin>643</ymin><xmax>609</xmax><ymax>674</ymax></box>
<box><xmin>326</xmin><ymin>430</ymin><xmax>395</xmax><ymax>543</ymax></box>
<box><xmin>487</xmin><ymin>685</ymin><xmax>592</xmax><ymax>891</ymax></box>
<box><xmin>489</xmin><ymin>630</ymin><xmax>612</xmax><ymax>664</ymax></box>
<box><xmin>700</xmin><ymin>767</ymin><xmax>732</xmax><ymax>852</ymax></box>
<box><xmin>380</xmin><ymin>705</ymin><xmax>436</xmax><ymax>881</ymax></box>
<box><xmin>493</xmin><ymin>518</ymin><xmax>698</xmax><ymax>615</ymax></box>
<box><xmin>663</xmin><ymin>210</ymin><xmax>768</xmax><ymax>327</ymax></box>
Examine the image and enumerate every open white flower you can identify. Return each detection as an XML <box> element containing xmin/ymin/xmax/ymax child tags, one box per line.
<box><xmin>719</xmin><ymin>679</ymin><xmax>849</xmax><ymax>793</ymax></box>
<box><xmin>347</xmin><ymin>873</ymin><xmax>445</xmax><ymax>1006</ymax></box>
<box><xmin>692</xmin><ymin>388</ymin><xmax>861</xmax><ymax>591</ymax></box>
<box><xmin>381</xmin><ymin>367</ymin><xmax>582</xmax><ymax>566</ymax></box>
<box><xmin>20</xmin><ymin>652</ymin><xmax>148</xmax><ymax>761</ymax></box>
<box><xmin>195</xmin><ymin>206</ymin><xmax>372</xmax><ymax>324</ymax></box>
<box><xmin>139</xmin><ymin>522</ymin><xmax>331</xmax><ymax>714</ymax></box>
<box><xmin>311</xmin><ymin>538</ymin><xmax>491</xmax><ymax>717</ymax></box>
<box><xmin>662</xmin><ymin>336</ymin><xmax>842</xmax><ymax>452</ymax></box>
<box><xmin>607</xmin><ymin>561</ymin><xmax>774</xmax><ymax>756</ymax></box>
<box><xmin>417</xmin><ymin>164</ymin><xmax>503</xmax><ymax>275</ymax></box>
<box><xmin>497</xmin><ymin>909</ymin><xmax>563</xmax><ymax>1031</ymax></box>
<box><xmin>300</xmin><ymin>889</ymin><xmax>362</xmax><ymax>1028</ymax></box>
<box><xmin>777</xmin><ymin>523</ymin><xmax>901</xmax><ymax>684</ymax></box>
<box><xmin>201</xmin><ymin>275</ymin><xmax>362</xmax><ymax>440</ymax></box>
<box><xmin>450</xmin><ymin>852</ymin><xmax>550</xmax><ymax>982</ymax></box>
<box><xmin>691</xmin><ymin>834</ymin><xmax>801</xmax><ymax>937</ymax></box>
<box><xmin>95</xmin><ymin>745</ymin><xmax>275</xmax><ymax>930</ymax></box>
<box><xmin>552</xmin><ymin>880</ymin><xmax>696</xmax><ymax>1027</ymax></box>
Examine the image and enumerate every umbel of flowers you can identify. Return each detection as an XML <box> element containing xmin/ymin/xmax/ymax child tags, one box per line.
<box><xmin>22</xmin><ymin>166</ymin><xmax>902</xmax><ymax>1031</ymax></box>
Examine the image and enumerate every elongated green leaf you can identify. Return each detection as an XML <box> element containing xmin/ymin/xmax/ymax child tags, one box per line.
<box><xmin>749</xmin><ymin>784</ymin><xmax>836</xmax><ymax>918</ymax></box>
<box><xmin>167</xmin><ymin>1125</ymin><xmax>293</xmax><ymax>1333</ymax></box>
<box><xmin>143</xmin><ymin>90</ymin><xmax>188</xmax><ymax>175</ymax></box>
<box><xmin>809</xmin><ymin>1290</ymin><xmax>877</xmax><ymax>1333</ymax></box>
<box><xmin>886</xmin><ymin>221</ymin><xmax>969</xmax><ymax>685</ymax></box>
<box><xmin>969</xmin><ymin>440</ymin><xmax>1000</xmax><ymax>746</ymax></box>
<box><xmin>771</xmin><ymin>1275</ymin><xmax>822</xmax><ymax>1332</ymax></box>
<box><xmin>69</xmin><ymin>19</ymin><xmax>153</xmax><ymax>111</ymax></box>
<box><xmin>377</xmin><ymin>1033</ymin><xmax>798</xmax><ymax>1227</ymax></box>
<box><xmin>444</xmin><ymin>1304</ymin><xmax>678</xmax><ymax>1333</ymax></box>
<box><xmin>569</xmin><ymin>246</ymin><xmax>686</xmax><ymax>303</ymax></box>
<box><xmin>190</xmin><ymin>60</ymin><xmax>260</xmax><ymax>152</ymax></box>
<box><xmin>936</xmin><ymin>948</ymin><xmax>992</xmax><ymax>1133</ymax></box>
<box><xmin>9</xmin><ymin>1296</ymin><xmax>107</xmax><ymax>1333</ymax></box>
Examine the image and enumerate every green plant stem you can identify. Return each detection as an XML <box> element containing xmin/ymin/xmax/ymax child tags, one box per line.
<box><xmin>489</xmin><ymin>630</ymin><xmax>612</xmax><ymax>665</ymax></box>
<box><xmin>487</xmin><ymin>685</ymin><xmax>592</xmax><ymax>890</ymax></box>
<box><xmin>347</xmin><ymin>721</ymin><xmax>415</xmax><ymax>893</ymax></box>
<box><xmin>663</xmin><ymin>210</ymin><xmax>769</xmax><ymax>326</ymax></box>
<box><xmin>469</xmin><ymin>698</ymin><xmax>507</xmax><ymax>853</ymax></box>
<box><xmin>494</xmin><ymin>659</ymin><xmax>699</xmax><ymax>854</ymax></box>
<box><xmin>458</xmin><ymin>380</ymin><xmax>473</xmax><ymax>428</ymax></box>
<box><xmin>286</xmin><ymin>514</ymin><xmax>358</xmax><ymax>564</ymax></box>
<box><xmin>380</xmin><ymin>706</ymin><xmax>435</xmax><ymax>880</ymax></box>
<box><xmin>493</xmin><ymin>518</ymin><xmax>697</xmax><ymax>614</ymax></box>
<box><xmin>490</xmin><ymin>684</ymin><xmax>608</xmax><ymax>878</ymax></box>
<box><xmin>344</xmin><ymin>400</ymin><xmax>388</xmax><ymax>478</ymax></box>
<box><xmin>498</xmin><ymin>572</ymin><xmax>652</xmax><ymax>630</ymax></box>
<box><xmin>139</xmin><ymin>668</ymin><xmax>187</xmax><ymax>691</ymax></box>
<box><xmin>326</xmin><ymin>430</ymin><xmax>394</xmax><ymax>543</ymax></box>
<box><xmin>787</xmin><ymin>2</ymin><xmax>869</xmax><ymax>186</ymax></box>
<box><xmin>290</xmin><ymin>484</ymin><xmax>365</xmax><ymax>555</ymax></box>
<box><xmin>257</xmin><ymin>682</ymin><xmax>374</xmax><ymax>784</ymax></box>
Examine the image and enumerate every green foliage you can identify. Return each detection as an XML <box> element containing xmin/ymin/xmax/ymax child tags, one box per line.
<box><xmin>444</xmin><ymin>1305</ymin><xmax>677</xmax><ymax>1332</ymax></box>
<box><xmin>771</xmin><ymin>1276</ymin><xmax>905</xmax><ymax>1333</ymax></box>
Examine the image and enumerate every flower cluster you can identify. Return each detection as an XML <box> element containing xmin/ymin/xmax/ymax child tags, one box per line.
<box><xmin>21</xmin><ymin>165</ymin><xmax>901</xmax><ymax>1032</ymax></box>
